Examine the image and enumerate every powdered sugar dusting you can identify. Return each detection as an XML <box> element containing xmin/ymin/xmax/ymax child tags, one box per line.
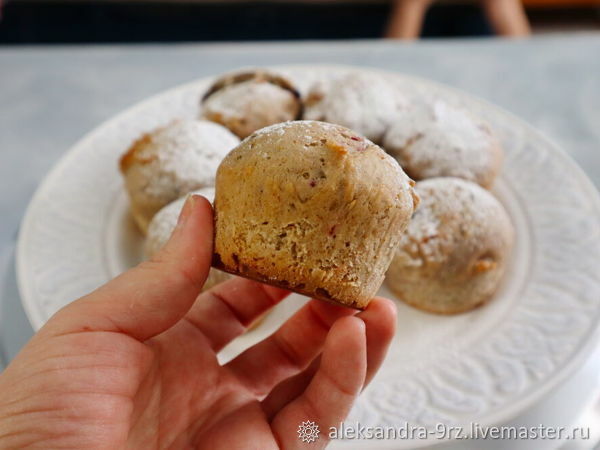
<box><xmin>302</xmin><ymin>78</ymin><xmax>330</xmax><ymax>121</ymax></box>
<box><xmin>398</xmin><ymin>177</ymin><xmax>508</xmax><ymax>267</ymax></box>
<box><xmin>202</xmin><ymin>81</ymin><xmax>297</xmax><ymax>121</ymax></box>
<box><xmin>251</xmin><ymin>119</ymin><xmax>345</xmax><ymax>138</ymax></box>
<box><xmin>303</xmin><ymin>72</ymin><xmax>408</xmax><ymax>143</ymax></box>
<box><xmin>384</xmin><ymin>97</ymin><xmax>499</xmax><ymax>185</ymax></box>
<box><xmin>251</xmin><ymin>120</ymin><xmax>298</xmax><ymax>137</ymax></box>
<box><xmin>133</xmin><ymin>119</ymin><xmax>239</xmax><ymax>200</ymax></box>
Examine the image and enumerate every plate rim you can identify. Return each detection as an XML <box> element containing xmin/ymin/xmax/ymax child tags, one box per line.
<box><xmin>16</xmin><ymin>64</ymin><xmax>600</xmax><ymax>435</ymax></box>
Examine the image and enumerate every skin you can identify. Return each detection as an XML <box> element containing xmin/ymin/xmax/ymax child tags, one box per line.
<box><xmin>386</xmin><ymin>0</ymin><xmax>531</xmax><ymax>39</ymax></box>
<box><xmin>0</xmin><ymin>195</ymin><xmax>396</xmax><ymax>449</ymax></box>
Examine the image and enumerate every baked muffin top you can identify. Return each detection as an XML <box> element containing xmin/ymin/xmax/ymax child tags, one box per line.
<box><xmin>383</xmin><ymin>98</ymin><xmax>502</xmax><ymax>188</ymax></box>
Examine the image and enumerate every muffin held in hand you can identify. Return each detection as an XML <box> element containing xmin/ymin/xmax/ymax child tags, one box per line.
<box><xmin>303</xmin><ymin>72</ymin><xmax>407</xmax><ymax>144</ymax></box>
<box><xmin>386</xmin><ymin>177</ymin><xmax>514</xmax><ymax>314</ymax></box>
<box><xmin>145</xmin><ymin>188</ymin><xmax>230</xmax><ymax>291</ymax></box>
<box><xmin>120</xmin><ymin>119</ymin><xmax>240</xmax><ymax>233</ymax></box>
<box><xmin>213</xmin><ymin>120</ymin><xmax>419</xmax><ymax>309</ymax></box>
<box><xmin>201</xmin><ymin>70</ymin><xmax>303</xmax><ymax>139</ymax></box>
<box><xmin>383</xmin><ymin>98</ymin><xmax>503</xmax><ymax>189</ymax></box>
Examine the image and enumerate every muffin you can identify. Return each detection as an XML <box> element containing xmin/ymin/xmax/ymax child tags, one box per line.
<box><xmin>386</xmin><ymin>177</ymin><xmax>514</xmax><ymax>314</ymax></box>
<box><xmin>145</xmin><ymin>187</ymin><xmax>230</xmax><ymax>291</ymax></box>
<box><xmin>213</xmin><ymin>120</ymin><xmax>419</xmax><ymax>309</ymax></box>
<box><xmin>383</xmin><ymin>98</ymin><xmax>502</xmax><ymax>188</ymax></box>
<box><xmin>303</xmin><ymin>72</ymin><xmax>407</xmax><ymax>143</ymax></box>
<box><xmin>201</xmin><ymin>70</ymin><xmax>302</xmax><ymax>139</ymax></box>
<box><xmin>120</xmin><ymin>119</ymin><xmax>240</xmax><ymax>233</ymax></box>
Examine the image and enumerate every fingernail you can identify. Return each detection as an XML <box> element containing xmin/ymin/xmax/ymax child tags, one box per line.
<box><xmin>177</xmin><ymin>194</ymin><xmax>196</xmax><ymax>227</ymax></box>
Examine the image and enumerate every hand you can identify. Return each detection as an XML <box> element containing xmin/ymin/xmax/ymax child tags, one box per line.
<box><xmin>0</xmin><ymin>195</ymin><xmax>396</xmax><ymax>449</ymax></box>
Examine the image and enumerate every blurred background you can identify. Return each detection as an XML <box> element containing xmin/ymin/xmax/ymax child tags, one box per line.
<box><xmin>0</xmin><ymin>0</ymin><xmax>598</xmax><ymax>44</ymax></box>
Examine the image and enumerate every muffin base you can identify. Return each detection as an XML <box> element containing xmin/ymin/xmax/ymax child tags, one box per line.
<box><xmin>212</xmin><ymin>254</ymin><xmax>366</xmax><ymax>310</ymax></box>
<box><xmin>388</xmin><ymin>284</ymin><xmax>495</xmax><ymax>315</ymax></box>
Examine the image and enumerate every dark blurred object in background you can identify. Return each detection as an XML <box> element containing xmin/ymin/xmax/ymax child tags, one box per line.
<box><xmin>0</xmin><ymin>1</ymin><xmax>397</xmax><ymax>43</ymax></box>
<box><xmin>0</xmin><ymin>0</ymin><xmax>598</xmax><ymax>44</ymax></box>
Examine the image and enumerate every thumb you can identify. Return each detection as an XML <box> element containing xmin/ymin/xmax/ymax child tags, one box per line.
<box><xmin>45</xmin><ymin>194</ymin><xmax>213</xmax><ymax>341</ymax></box>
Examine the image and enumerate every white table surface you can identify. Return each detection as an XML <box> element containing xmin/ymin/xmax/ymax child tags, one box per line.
<box><xmin>0</xmin><ymin>35</ymin><xmax>599</xmax><ymax>444</ymax></box>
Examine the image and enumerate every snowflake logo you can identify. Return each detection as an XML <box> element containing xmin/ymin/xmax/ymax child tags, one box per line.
<box><xmin>297</xmin><ymin>420</ymin><xmax>320</xmax><ymax>443</ymax></box>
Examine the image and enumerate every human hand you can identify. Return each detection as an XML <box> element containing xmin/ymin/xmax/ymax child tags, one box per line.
<box><xmin>0</xmin><ymin>195</ymin><xmax>396</xmax><ymax>449</ymax></box>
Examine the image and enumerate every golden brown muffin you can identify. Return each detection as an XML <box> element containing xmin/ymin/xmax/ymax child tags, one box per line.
<box><xmin>386</xmin><ymin>177</ymin><xmax>514</xmax><ymax>314</ymax></box>
<box><xmin>120</xmin><ymin>119</ymin><xmax>239</xmax><ymax>233</ymax></box>
<box><xmin>145</xmin><ymin>188</ymin><xmax>231</xmax><ymax>291</ymax></box>
<box><xmin>213</xmin><ymin>120</ymin><xmax>419</xmax><ymax>309</ymax></box>
<box><xmin>383</xmin><ymin>98</ymin><xmax>503</xmax><ymax>189</ymax></box>
<box><xmin>201</xmin><ymin>70</ymin><xmax>303</xmax><ymax>139</ymax></box>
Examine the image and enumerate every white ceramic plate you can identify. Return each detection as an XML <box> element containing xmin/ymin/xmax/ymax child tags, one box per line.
<box><xmin>16</xmin><ymin>66</ymin><xmax>600</xmax><ymax>448</ymax></box>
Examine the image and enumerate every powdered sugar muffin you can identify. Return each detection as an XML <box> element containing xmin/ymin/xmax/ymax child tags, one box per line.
<box><xmin>145</xmin><ymin>188</ymin><xmax>230</xmax><ymax>291</ymax></box>
<box><xmin>386</xmin><ymin>177</ymin><xmax>514</xmax><ymax>314</ymax></box>
<box><xmin>302</xmin><ymin>77</ymin><xmax>329</xmax><ymax>121</ymax></box>
<box><xmin>201</xmin><ymin>70</ymin><xmax>302</xmax><ymax>139</ymax></box>
<box><xmin>213</xmin><ymin>120</ymin><xmax>419</xmax><ymax>309</ymax></box>
<box><xmin>383</xmin><ymin>98</ymin><xmax>502</xmax><ymax>188</ymax></box>
<box><xmin>120</xmin><ymin>119</ymin><xmax>240</xmax><ymax>233</ymax></box>
<box><xmin>303</xmin><ymin>72</ymin><xmax>407</xmax><ymax>143</ymax></box>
